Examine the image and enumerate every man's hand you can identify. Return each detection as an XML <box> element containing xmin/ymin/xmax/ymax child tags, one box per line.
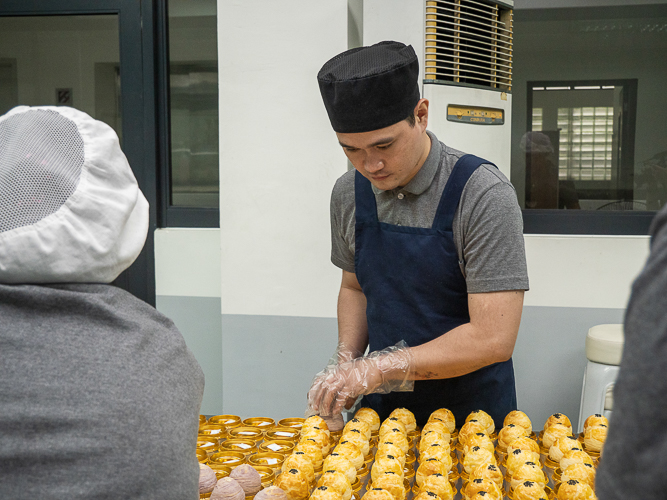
<box><xmin>306</xmin><ymin>343</ymin><xmax>414</xmax><ymax>416</ymax></box>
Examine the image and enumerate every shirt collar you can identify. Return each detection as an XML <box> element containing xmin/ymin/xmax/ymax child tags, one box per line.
<box><xmin>371</xmin><ymin>130</ymin><xmax>441</xmax><ymax>196</ymax></box>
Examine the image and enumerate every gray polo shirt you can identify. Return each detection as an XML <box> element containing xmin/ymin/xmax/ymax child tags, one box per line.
<box><xmin>330</xmin><ymin>130</ymin><xmax>529</xmax><ymax>293</ymax></box>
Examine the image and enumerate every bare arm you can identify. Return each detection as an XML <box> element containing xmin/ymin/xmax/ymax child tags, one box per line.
<box><xmin>411</xmin><ymin>289</ymin><xmax>524</xmax><ymax>379</ymax></box>
<box><xmin>336</xmin><ymin>270</ymin><xmax>369</xmax><ymax>361</ymax></box>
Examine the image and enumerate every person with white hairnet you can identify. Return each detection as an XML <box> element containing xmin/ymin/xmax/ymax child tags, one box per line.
<box><xmin>0</xmin><ymin>106</ymin><xmax>205</xmax><ymax>499</ymax></box>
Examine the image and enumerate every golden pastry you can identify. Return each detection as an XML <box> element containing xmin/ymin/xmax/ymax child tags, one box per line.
<box><xmin>421</xmin><ymin>421</ymin><xmax>451</xmax><ymax>442</ymax></box>
<box><xmin>463</xmin><ymin>433</ymin><xmax>494</xmax><ymax>456</ymax></box>
<box><xmin>372</xmin><ymin>472</ymin><xmax>407</xmax><ymax>500</ymax></box>
<box><xmin>376</xmin><ymin>442</ymin><xmax>406</xmax><ymax>468</ymax></box>
<box><xmin>465</xmin><ymin>410</ymin><xmax>495</xmax><ymax>435</ymax></box>
<box><xmin>354</xmin><ymin>408</ymin><xmax>381</xmax><ymax>432</ymax></box>
<box><xmin>463</xmin><ymin>446</ymin><xmax>496</xmax><ymax>475</ymax></box>
<box><xmin>363</xmin><ymin>489</ymin><xmax>395</xmax><ymax>500</ymax></box>
<box><xmin>371</xmin><ymin>454</ymin><xmax>404</xmax><ymax>483</ymax></box>
<box><xmin>498</xmin><ymin>424</ymin><xmax>531</xmax><ymax>453</ymax></box>
<box><xmin>415</xmin><ymin>458</ymin><xmax>447</xmax><ymax>487</ymax></box>
<box><xmin>420</xmin><ymin>473</ymin><xmax>453</xmax><ymax>500</ymax></box>
<box><xmin>316</xmin><ymin>470</ymin><xmax>352</xmax><ymax>500</ymax></box>
<box><xmin>513</xmin><ymin>480</ymin><xmax>549</xmax><ymax>500</ymax></box>
<box><xmin>413</xmin><ymin>491</ymin><xmax>441</xmax><ymax>500</ymax></box>
<box><xmin>583</xmin><ymin>414</ymin><xmax>608</xmax><ymax>434</ymax></box>
<box><xmin>510</xmin><ymin>462</ymin><xmax>546</xmax><ymax>491</ymax></box>
<box><xmin>428</xmin><ymin>409</ymin><xmax>456</xmax><ymax>434</ymax></box>
<box><xmin>464</xmin><ymin>478</ymin><xmax>503</xmax><ymax>500</ymax></box>
<box><xmin>419</xmin><ymin>433</ymin><xmax>449</xmax><ymax>457</ymax></box>
<box><xmin>230</xmin><ymin>463</ymin><xmax>262</xmax><ymax>496</ymax></box>
<box><xmin>303</xmin><ymin>416</ymin><xmax>330</xmax><ymax>437</ymax></box>
<box><xmin>469</xmin><ymin>492</ymin><xmax>502</xmax><ymax>500</ymax></box>
<box><xmin>282</xmin><ymin>452</ymin><xmax>315</xmax><ymax>485</ymax></box>
<box><xmin>503</xmin><ymin>410</ymin><xmax>533</xmax><ymax>434</ymax></box>
<box><xmin>294</xmin><ymin>440</ymin><xmax>324</xmax><ymax>469</ymax></box>
<box><xmin>556</xmin><ymin>479</ymin><xmax>596</xmax><ymax>500</ymax></box>
<box><xmin>333</xmin><ymin>440</ymin><xmax>364</xmax><ymax>469</ymax></box>
<box><xmin>559</xmin><ymin>450</ymin><xmax>594</xmax><ymax>472</ymax></box>
<box><xmin>343</xmin><ymin>418</ymin><xmax>372</xmax><ymax>441</ymax></box>
<box><xmin>469</xmin><ymin>463</ymin><xmax>503</xmax><ymax>491</ymax></box>
<box><xmin>379</xmin><ymin>418</ymin><xmax>408</xmax><ymax>440</ymax></box>
<box><xmin>458</xmin><ymin>420</ymin><xmax>487</xmax><ymax>448</ymax></box>
<box><xmin>275</xmin><ymin>469</ymin><xmax>310</xmax><ymax>500</ymax></box>
<box><xmin>543</xmin><ymin>413</ymin><xmax>572</xmax><ymax>434</ymax></box>
<box><xmin>389</xmin><ymin>408</ymin><xmax>417</xmax><ymax>433</ymax></box>
<box><xmin>542</xmin><ymin>423</ymin><xmax>572</xmax><ymax>449</ymax></box>
<box><xmin>420</xmin><ymin>443</ymin><xmax>449</xmax><ymax>463</ymax></box>
<box><xmin>421</xmin><ymin>445</ymin><xmax>452</xmax><ymax>472</ymax></box>
<box><xmin>322</xmin><ymin>454</ymin><xmax>357</xmax><ymax>484</ymax></box>
<box><xmin>310</xmin><ymin>485</ymin><xmax>343</xmax><ymax>500</ymax></box>
<box><xmin>549</xmin><ymin>436</ymin><xmax>583</xmax><ymax>463</ymax></box>
<box><xmin>377</xmin><ymin>430</ymin><xmax>409</xmax><ymax>455</ymax></box>
<box><xmin>561</xmin><ymin>462</ymin><xmax>596</xmax><ymax>488</ymax></box>
<box><xmin>583</xmin><ymin>424</ymin><xmax>608</xmax><ymax>453</ymax></box>
<box><xmin>506</xmin><ymin>449</ymin><xmax>541</xmax><ymax>477</ymax></box>
<box><xmin>301</xmin><ymin>428</ymin><xmax>331</xmax><ymax>455</ymax></box>
<box><xmin>339</xmin><ymin>430</ymin><xmax>370</xmax><ymax>457</ymax></box>
<box><xmin>507</xmin><ymin>436</ymin><xmax>540</xmax><ymax>456</ymax></box>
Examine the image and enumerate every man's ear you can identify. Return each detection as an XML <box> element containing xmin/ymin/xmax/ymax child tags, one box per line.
<box><xmin>415</xmin><ymin>98</ymin><xmax>429</xmax><ymax>130</ymax></box>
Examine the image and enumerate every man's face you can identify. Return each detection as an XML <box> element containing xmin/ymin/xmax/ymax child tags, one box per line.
<box><xmin>336</xmin><ymin>105</ymin><xmax>430</xmax><ymax>191</ymax></box>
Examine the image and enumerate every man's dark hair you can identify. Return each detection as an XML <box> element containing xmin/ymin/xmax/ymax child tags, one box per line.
<box><xmin>405</xmin><ymin>112</ymin><xmax>416</xmax><ymax>127</ymax></box>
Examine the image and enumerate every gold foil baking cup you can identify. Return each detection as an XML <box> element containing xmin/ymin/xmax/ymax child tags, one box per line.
<box><xmin>249</xmin><ymin>452</ymin><xmax>286</xmax><ymax>470</ymax></box>
<box><xmin>199</xmin><ymin>423</ymin><xmax>228</xmax><ymax>439</ymax></box>
<box><xmin>244</xmin><ymin>417</ymin><xmax>276</xmax><ymax>431</ymax></box>
<box><xmin>278</xmin><ymin>417</ymin><xmax>305</xmax><ymax>429</ymax></box>
<box><xmin>200</xmin><ymin>415</ymin><xmax>207</xmax><ymax>425</ymax></box>
<box><xmin>208</xmin><ymin>463</ymin><xmax>232</xmax><ymax>480</ymax></box>
<box><xmin>229</xmin><ymin>426</ymin><xmax>265</xmax><ymax>443</ymax></box>
<box><xmin>221</xmin><ymin>438</ymin><xmax>259</xmax><ymax>456</ymax></box>
<box><xmin>197</xmin><ymin>436</ymin><xmax>220</xmax><ymax>454</ymax></box>
<box><xmin>259</xmin><ymin>439</ymin><xmax>296</xmax><ymax>455</ymax></box>
<box><xmin>200</xmin><ymin>492</ymin><xmax>212</xmax><ymax>499</ymax></box>
<box><xmin>210</xmin><ymin>414</ymin><xmax>242</xmax><ymax>428</ymax></box>
<box><xmin>254</xmin><ymin>465</ymin><xmax>276</xmax><ymax>487</ymax></box>
<box><xmin>209</xmin><ymin>451</ymin><xmax>246</xmax><ymax>467</ymax></box>
<box><xmin>266</xmin><ymin>427</ymin><xmax>301</xmax><ymax>442</ymax></box>
<box><xmin>197</xmin><ymin>447</ymin><xmax>209</xmax><ymax>463</ymax></box>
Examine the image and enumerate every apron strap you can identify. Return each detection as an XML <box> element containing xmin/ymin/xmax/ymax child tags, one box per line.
<box><xmin>354</xmin><ymin>171</ymin><xmax>379</xmax><ymax>224</ymax></box>
<box><xmin>433</xmin><ymin>154</ymin><xmax>497</xmax><ymax>231</ymax></box>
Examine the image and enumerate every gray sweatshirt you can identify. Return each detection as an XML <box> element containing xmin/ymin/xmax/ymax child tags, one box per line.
<box><xmin>0</xmin><ymin>283</ymin><xmax>205</xmax><ymax>499</ymax></box>
<box><xmin>596</xmin><ymin>204</ymin><xmax>667</xmax><ymax>499</ymax></box>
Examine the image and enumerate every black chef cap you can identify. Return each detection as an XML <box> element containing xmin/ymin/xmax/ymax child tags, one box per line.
<box><xmin>317</xmin><ymin>41</ymin><xmax>420</xmax><ymax>133</ymax></box>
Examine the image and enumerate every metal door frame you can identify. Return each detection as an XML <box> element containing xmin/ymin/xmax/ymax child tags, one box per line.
<box><xmin>0</xmin><ymin>0</ymin><xmax>158</xmax><ymax>305</ymax></box>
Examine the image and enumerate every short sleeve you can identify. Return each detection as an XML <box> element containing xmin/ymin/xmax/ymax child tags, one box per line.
<box><xmin>457</xmin><ymin>167</ymin><xmax>529</xmax><ymax>294</ymax></box>
<box><xmin>330</xmin><ymin>175</ymin><xmax>356</xmax><ymax>273</ymax></box>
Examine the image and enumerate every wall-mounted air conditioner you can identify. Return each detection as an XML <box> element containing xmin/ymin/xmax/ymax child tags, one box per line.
<box><xmin>363</xmin><ymin>0</ymin><xmax>514</xmax><ymax>178</ymax></box>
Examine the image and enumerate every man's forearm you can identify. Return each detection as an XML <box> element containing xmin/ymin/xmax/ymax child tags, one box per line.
<box><xmin>410</xmin><ymin>290</ymin><xmax>524</xmax><ymax>380</ymax></box>
<box><xmin>336</xmin><ymin>283</ymin><xmax>369</xmax><ymax>361</ymax></box>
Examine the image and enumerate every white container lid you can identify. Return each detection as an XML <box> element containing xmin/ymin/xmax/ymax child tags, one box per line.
<box><xmin>585</xmin><ymin>324</ymin><xmax>624</xmax><ymax>365</ymax></box>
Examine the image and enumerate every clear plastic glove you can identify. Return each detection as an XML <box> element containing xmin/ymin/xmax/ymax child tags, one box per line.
<box><xmin>305</xmin><ymin>342</ymin><xmax>362</xmax><ymax>418</ymax></box>
<box><xmin>306</xmin><ymin>341</ymin><xmax>414</xmax><ymax>417</ymax></box>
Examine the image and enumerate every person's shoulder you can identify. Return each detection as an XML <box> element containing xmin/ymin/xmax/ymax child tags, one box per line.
<box><xmin>331</xmin><ymin>169</ymin><xmax>356</xmax><ymax>207</ymax></box>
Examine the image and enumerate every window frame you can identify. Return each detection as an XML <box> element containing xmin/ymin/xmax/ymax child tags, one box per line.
<box><xmin>522</xmin><ymin>79</ymin><xmax>654</xmax><ymax>235</ymax></box>
<box><xmin>155</xmin><ymin>0</ymin><xmax>219</xmax><ymax>228</ymax></box>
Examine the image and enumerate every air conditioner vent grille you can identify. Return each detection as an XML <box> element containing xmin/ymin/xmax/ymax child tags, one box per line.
<box><xmin>425</xmin><ymin>0</ymin><xmax>513</xmax><ymax>91</ymax></box>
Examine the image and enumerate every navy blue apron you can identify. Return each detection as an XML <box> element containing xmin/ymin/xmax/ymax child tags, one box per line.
<box><xmin>356</xmin><ymin>154</ymin><xmax>517</xmax><ymax>428</ymax></box>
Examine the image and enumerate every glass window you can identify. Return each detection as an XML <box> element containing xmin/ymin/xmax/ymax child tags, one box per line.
<box><xmin>511</xmin><ymin>4</ymin><xmax>667</xmax><ymax>231</ymax></box>
<box><xmin>167</xmin><ymin>0</ymin><xmax>218</xmax><ymax>209</ymax></box>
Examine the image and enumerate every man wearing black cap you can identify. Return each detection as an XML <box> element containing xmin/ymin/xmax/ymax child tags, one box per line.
<box><xmin>307</xmin><ymin>41</ymin><xmax>529</xmax><ymax>428</ymax></box>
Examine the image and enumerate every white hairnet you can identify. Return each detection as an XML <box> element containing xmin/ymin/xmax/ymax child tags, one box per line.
<box><xmin>0</xmin><ymin>106</ymin><xmax>148</xmax><ymax>283</ymax></box>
